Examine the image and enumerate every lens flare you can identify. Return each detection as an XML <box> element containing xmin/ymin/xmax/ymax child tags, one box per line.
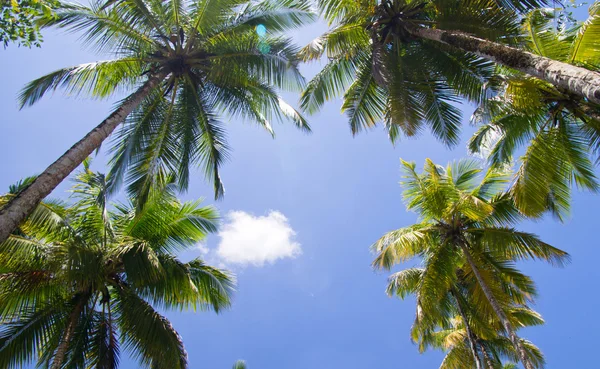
<box><xmin>258</xmin><ymin>41</ymin><xmax>271</xmax><ymax>54</ymax></box>
<box><xmin>256</xmin><ymin>24</ymin><xmax>267</xmax><ymax>37</ymax></box>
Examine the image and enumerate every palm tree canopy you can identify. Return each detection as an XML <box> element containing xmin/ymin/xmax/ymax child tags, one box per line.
<box><xmin>470</xmin><ymin>5</ymin><xmax>600</xmax><ymax>220</ymax></box>
<box><xmin>19</xmin><ymin>0</ymin><xmax>315</xmax><ymax>202</ymax></box>
<box><xmin>0</xmin><ymin>163</ymin><xmax>235</xmax><ymax>369</ymax></box>
<box><xmin>300</xmin><ymin>0</ymin><xmax>545</xmax><ymax>145</ymax></box>
<box><xmin>372</xmin><ymin>159</ymin><xmax>569</xmax><ymax>272</ymax></box>
<box><xmin>372</xmin><ymin>159</ymin><xmax>566</xmax><ymax>369</ymax></box>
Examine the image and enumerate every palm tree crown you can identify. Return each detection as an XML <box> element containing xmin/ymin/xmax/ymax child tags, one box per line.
<box><xmin>300</xmin><ymin>0</ymin><xmax>544</xmax><ymax>145</ymax></box>
<box><xmin>372</xmin><ymin>158</ymin><xmax>568</xmax><ymax>369</ymax></box>
<box><xmin>26</xmin><ymin>0</ymin><xmax>314</xmax><ymax>200</ymax></box>
<box><xmin>0</xmin><ymin>163</ymin><xmax>235</xmax><ymax>369</ymax></box>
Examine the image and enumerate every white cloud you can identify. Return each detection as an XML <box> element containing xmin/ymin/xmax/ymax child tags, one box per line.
<box><xmin>216</xmin><ymin>210</ymin><xmax>301</xmax><ymax>266</ymax></box>
<box><xmin>196</xmin><ymin>243</ymin><xmax>210</xmax><ymax>256</ymax></box>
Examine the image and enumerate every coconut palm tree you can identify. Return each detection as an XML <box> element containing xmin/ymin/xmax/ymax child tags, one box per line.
<box><xmin>300</xmin><ymin>0</ymin><xmax>513</xmax><ymax>145</ymax></box>
<box><xmin>386</xmin><ymin>266</ymin><xmax>545</xmax><ymax>368</ymax></box>
<box><xmin>0</xmin><ymin>0</ymin><xmax>315</xmax><ymax>245</ymax></box>
<box><xmin>0</xmin><ymin>163</ymin><xmax>235</xmax><ymax>369</ymax></box>
<box><xmin>304</xmin><ymin>0</ymin><xmax>600</xmax><ymax>118</ymax></box>
<box><xmin>469</xmin><ymin>5</ymin><xmax>600</xmax><ymax>219</ymax></box>
<box><xmin>372</xmin><ymin>159</ymin><xmax>569</xmax><ymax>369</ymax></box>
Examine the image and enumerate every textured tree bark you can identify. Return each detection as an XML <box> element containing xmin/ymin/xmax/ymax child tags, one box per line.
<box><xmin>458</xmin><ymin>242</ymin><xmax>535</xmax><ymax>369</ymax></box>
<box><xmin>405</xmin><ymin>25</ymin><xmax>600</xmax><ymax>105</ymax></box>
<box><xmin>0</xmin><ymin>73</ymin><xmax>166</xmax><ymax>245</ymax></box>
<box><xmin>451</xmin><ymin>289</ymin><xmax>482</xmax><ymax>369</ymax></box>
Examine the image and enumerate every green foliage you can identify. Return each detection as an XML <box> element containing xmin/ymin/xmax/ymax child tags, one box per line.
<box><xmin>470</xmin><ymin>5</ymin><xmax>600</xmax><ymax>219</ymax></box>
<box><xmin>19</xmin><ymin>0</ymin><xmax>316</xmax><ymax>203</ymax></box>
<box><xmin>0</xmin><ymin>169</ymin><xmax>235</xmax><ymax>369</ymax></box>
<box><xmin>401</xmin><ymin>269</ymin><xmax>547</xmax><ymax>369</ymax></box>
<box><xmin>372</xmin><ymin>158</ymin><xmax>568</xmax><ymax>368</ymax></box>
<box><xmin>301</xmin><ymin>0</ymin><xmax>545</xmax><ymax>145</ymax></box>
<box><xmin>0</xmin><ymin>0</ymin><xmax>58</xmax><ymax>47</ymax></box>
<box><xmin>233</xmin><ymin>360</ymin><xmax>247</xmax><ymax>369</ymax></box>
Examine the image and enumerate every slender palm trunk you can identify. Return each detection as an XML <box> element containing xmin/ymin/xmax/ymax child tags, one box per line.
<box><xmin>405</xmin><ymin>25</ymin><xmax>600</xmax><ymax>105</ymax></box>
<box><xmin>51</xmin><ymin>295</ymin><xmax>89</xmax><ymax>369</ymax></box>
<box><xmin>0</xmin><ymin>73</ymin><xmax>166</xmax><ymax>245</ymax></box>
<box><xmin>451</xmin><ymin>289</ymin><xmax>482</xmax><ymax>369</ymax></box>
<box><xmin>479</xmin><ymin>341</ymin><xmax>496</xmax><ymax>369</ymax></box>
<box><xmin>457</xmin><ymin>242</ymin><xmax>535</xmax><ymax>369</ymax></box>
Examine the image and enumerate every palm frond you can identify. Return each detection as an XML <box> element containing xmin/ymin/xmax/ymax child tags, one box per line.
<box><xmin>116</xmin><ymin>286</ymin><xmax>187</xmax><ymax>369</ymax></box>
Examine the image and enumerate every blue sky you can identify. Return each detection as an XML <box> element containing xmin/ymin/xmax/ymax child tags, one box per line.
<box><xmin>1</xmin><ymin>7</ymin><xmax>600</xmax><ymax>369</ymax></box>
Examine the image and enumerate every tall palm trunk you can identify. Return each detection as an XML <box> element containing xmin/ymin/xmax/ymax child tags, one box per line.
<box><xmin>451</xmin><ymin>289</ymin><xmax>482</xmax><ymax>369</ymax></box>
<box><xmin>457</xmin><ymin>242</ymin><xmax>535</xmax><ymax>369</ymax></box>
<box><xmin>51</xmin><ymin>295</ymin><xmax>89</xmax><ymax>369</ymax></box>
<box><xmin>405</xmin><ymin>25</ymin><xmax>600</xmax><ymax>105</ymax></box>
<box><xmin>0</xmin><ymin>73</ymin><xmax>166</xmax><ymax>245</ymax></box>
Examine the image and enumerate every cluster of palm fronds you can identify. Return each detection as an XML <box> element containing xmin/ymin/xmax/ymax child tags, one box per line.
<box><xmin>0</xmin><ymin>160</ymin><xmax>235</xmax><ymax>368</ymax></box>
<box><xmin>1</xmin><ymin>0</ymin><xmax>600</xmax><ymax>368</ymax></box>
<box><xmin>304</xmin><ymin>0</ymin><xmax>600</xmax><ymax>219</ymax></box>
<box><xmin>372</xmin><ymin>159</ymin><xmax>568</xmax><ymax>369</ymax></box>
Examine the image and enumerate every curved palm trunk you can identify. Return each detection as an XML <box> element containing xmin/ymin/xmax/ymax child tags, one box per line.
<box><xmin>0</xmin><ymin>73</ymin><xmax>166</xmax><ymax>245</ymax></box>
<box><xmin>451</xmin><ymin>289</ymin><xmax>482</xmax><ymax>369</ymax></box>
<box><xmin>405</xmin><ymin>25</ymin><xmax>600</xmax><ymax>105</ymax></box>
<box><xmin>457</xmin><ymin>243</ymin><xmax>535</xmax><ymax>369</ymax></box>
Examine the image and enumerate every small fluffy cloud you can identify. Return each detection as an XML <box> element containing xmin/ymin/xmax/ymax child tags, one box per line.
<box><xmin>216</xmin><ymin>211</ymin><xmax>301</xmax><ymax>266</ymax></box>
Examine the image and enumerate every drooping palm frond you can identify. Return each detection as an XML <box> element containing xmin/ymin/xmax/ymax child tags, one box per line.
<box><xmin>470</xmin><ymin>6</ymin><xmax>600</xmax><ymax>219</ymax></box>
<box><xmin>388</xmin><ymin>262</ymin><xmax>546</xmax><ymax>368</ymax></box>
<box><xmin>302</xmin><ymin>0</ymin><xmax>535</xmax><ymax>145</ymax></box>
<box><xmin>115</xmin><ymin>286</ymin><xmax>188</xmax><ymax>369</ymax></box>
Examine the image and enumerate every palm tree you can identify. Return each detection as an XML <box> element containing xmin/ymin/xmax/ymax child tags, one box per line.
<box><xmin>307</xmin><ymin>0</ymin><xmax>600</xmax><ymax>109</ymax></box>
<box><xmin>469</xmin><ymin>6</ymin><xmax>600</xmax><ymax>219</ymax></box>
<box><xmin>372</xmin><ymin>159</ymin><xmax>569</xmax><ymax>369</ymax></box>
<box><xmin>300</xmin><ymin>0</ymin><xmax>511</xmax><ymax>145</ymax></box>
<box><xmin>233</xmin><ymin>360</ymin><xmax>247</xmax><ymax>369</ymax></box>
<box><xmin>0</xmin><ymin>0</ymin><xmax>315</xmax><ymax>245</ymax></box>
<box><xmin>0</xmin><ymin>163</ymin><xmax>235</xmax><ymax>369</ymax></box>
<box><xmin>386</xmin><ymin>266</ymin><xmax>545</xmax><ymax>368</ymax></box>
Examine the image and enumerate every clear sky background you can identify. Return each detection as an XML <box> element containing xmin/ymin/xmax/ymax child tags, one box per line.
<box><xmin>1</xmin><ymin>5</ymin><xmax>599</xmax><ymax>369</ymax></box>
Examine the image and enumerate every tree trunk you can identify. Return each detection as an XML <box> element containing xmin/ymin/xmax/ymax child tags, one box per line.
<box><xmin>451</xmin><ymin>289</ymin><xmax>482</xmax><ymax>369</ymax></box>
<box><xmin>479</xmin><ymin>340</ymin><xmax>496</xmax><ymax>369</ymax></box>
<box><xmin>0</xmin><ymin>73</ymin><xmax>166</xmax><ymax>245</ymax></box>
<box><xmin>51</xmin><ymin>295</ymin><xmax>89</xmax><ymax>369</ymax></box>
<box><xmin>405</xmin><ymin>25</ymin><xmax>600</xmax><ymax>105</ymax></box>
<box><xmin>458</xmin><ymin>242</ymin><xmax>535</xmax><ymax>369</ymax></box>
